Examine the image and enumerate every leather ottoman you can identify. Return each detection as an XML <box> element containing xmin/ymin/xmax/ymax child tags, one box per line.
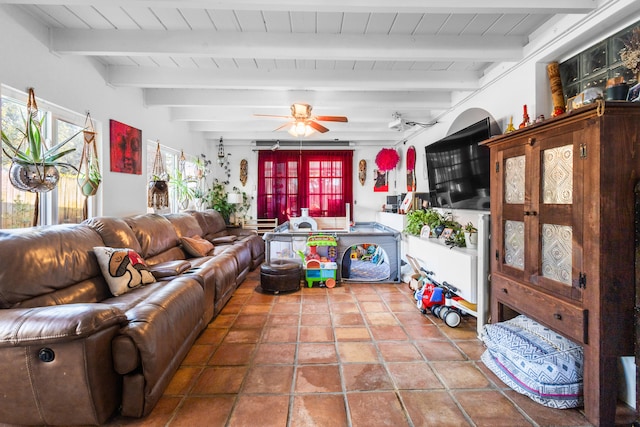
<box><xmin>259</xmin><ymin>261</ymin><xmax>302</xmax><ymax>294</ymax></box>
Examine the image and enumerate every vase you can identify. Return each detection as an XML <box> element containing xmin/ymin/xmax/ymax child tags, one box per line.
<box><xmin>9</xmin><ymin>161</ymin><xmax>59</xmax><ymax>193</ymax></box>
<box><xmin>464</xmin><ymin>232</ymin><xmax>478</xmax><ymax>249</ymax></box>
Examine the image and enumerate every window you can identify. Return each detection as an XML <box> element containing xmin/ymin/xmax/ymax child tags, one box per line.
<box><xmin>257</xmin><ymin>150</ymin><xmax>353</xmax><ymax>224</ymax></box>
<box><xmin>560</xmin><ymin>21</ymin><xmax>639</xmax><ymax>100</ymax></box>
<box><xmin>1</xmin><ymin>88</ymin><xmax>90</xmax><ymax>228</ymax></box>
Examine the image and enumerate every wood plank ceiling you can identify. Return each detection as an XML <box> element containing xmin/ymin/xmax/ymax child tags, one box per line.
<box><xmin>9</xmin><ymin>1</ymin><xmax>595</xmax><ymax>145</ymax></box>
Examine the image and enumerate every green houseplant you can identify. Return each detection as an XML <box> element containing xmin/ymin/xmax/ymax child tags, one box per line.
<box><xmin>205</xmin><ymin>179</ymin><xmax>234</xmax><ymax>223</ymax></box>
<box><xmin>170</xmin><ymin>169</ymin><xmax>195</xmax><ymax>210</ymax></box>
<box><xmin>463</xmin><ymin>221</ymin><xmax>478</xmax><ymax>249</ymax></box>
<box><xmin>404</xmin><ymin>208</ymin><xmax>444</xmax><ymax>236</ymax></box>
<box><xmin>2</xmin><ymin>107</ymin><xmax>81</xmax><ymax>193</ymax></box>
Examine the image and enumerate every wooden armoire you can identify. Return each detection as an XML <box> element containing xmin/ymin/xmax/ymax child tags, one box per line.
<box><xmin>482</xmin><ymin>101</ymin><xmax>640</xmax><ymax>426</ymax></box>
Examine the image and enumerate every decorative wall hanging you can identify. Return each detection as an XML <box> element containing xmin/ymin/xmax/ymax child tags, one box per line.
<box><xmin>217</xmin><ymin>137</ymin><xmax>226</xmax><ymax>166</ymax></box>
<box><xmin>406</xmin><ymin>146</ymin><xmax>416</xmax><ymax>191</ymax></box>
<box><xmin>374</xmin><ymin>169</ymin><xmax>388</xmax><ymax>192</ymax></box>
<box><xmin>375</xmin><ymin>148</ymin><xmax>400</xmax><ymax>172</ymax></box>
<box><xmin>77</xmin><ymin>112</ymin><xmax>102</xmax><ymax>220</ymax></box>
<box><xmin>109</xmin><ymin>119</ymin><xmax>142</xmax><ymax>174</ymax></box>
<box><xmin>148</xmin><ymin>141</ymin><xmax>169</xmax><ymax>210</ymax></box>
<box><xmin>240</xmin><ymin>159</ymin><xmax>248</xmax><ymax>186</ymax></box>
<box><xmin>358</xmin><ymin>159</ymin><xmax>367</xmax><ymax>186</ymax></box>
<box><xmin>1</xmin><ymin>87</ymin><xmax>81</xmax><ymax>226</ymax></box>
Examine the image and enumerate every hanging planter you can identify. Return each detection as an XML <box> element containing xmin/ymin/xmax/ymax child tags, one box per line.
<box><xmin>1</xmin><ymin>88</ymin><xmax>82</xmax><ymax>225</ymax></box>
<box><xmin>148</xmin><ymin>141</ymin><xmax>169</xmax><ymax>210</ymax></box>
<box><xmin>9</xmin><ymin>161</ymin><xmax>60</xmax><ymax>192</ymax></box>
<box><xmin>77</xmin><ymin>112</ymin><xmax>102</xmax><ymax>219</ymax></box>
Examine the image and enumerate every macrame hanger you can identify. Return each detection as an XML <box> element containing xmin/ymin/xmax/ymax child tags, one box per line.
<box><xmin>77</xmin><ymin>112</ymin><xmax>101</xmax><ymax>219</ymax></box>
<box><xmin>148</xmin><ymin>141</ymin><xmax>169</xmax><ymax>209</ymax></box>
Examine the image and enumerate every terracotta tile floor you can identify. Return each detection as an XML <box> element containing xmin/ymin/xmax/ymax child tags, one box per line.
<box><xmin>105</xmin><ymin>269</ymin><xmax>636</xmax><ymax>427</ymax></box>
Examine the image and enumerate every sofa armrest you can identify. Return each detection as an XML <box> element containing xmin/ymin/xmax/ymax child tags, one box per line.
<box><xmin>0</xmin><ymin>304</ymin><xmax>127</xmax><ymax>347</ymax></box>
<box><xmin>227</xmin><ymin>227</ymin><xmax>259</xmax><ymax>238</ymax></box>
<box><xmin>147</xmin><ymin>260</ymin><xmax>192</xmax><ymax>279</ymax></box>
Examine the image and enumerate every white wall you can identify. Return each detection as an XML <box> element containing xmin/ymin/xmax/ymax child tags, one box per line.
<box><xmin>0</xmin><ymin>5</ymin><xmax>209</xmax><ymax>217</ymax></box>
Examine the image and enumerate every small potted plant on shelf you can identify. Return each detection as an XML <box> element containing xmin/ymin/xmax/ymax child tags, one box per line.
<box><xmin>464</xmin><ymin>222</ymin><xmax>478</xmax><ymax>249</ymax></box>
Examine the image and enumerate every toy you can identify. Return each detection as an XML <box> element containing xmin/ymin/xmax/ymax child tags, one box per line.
<box><xmin>410</xmin><ymin>261</ymin><xmax>476</xmax><ymax>328</ymax></box>
<box><xmin>303</xmin><ymin>234</ymin><xmax>338</xmax><ymax>288</ymax></box>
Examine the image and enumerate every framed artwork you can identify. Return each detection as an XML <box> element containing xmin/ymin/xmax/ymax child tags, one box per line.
<box><xmin>374</xmin><ymin>169</ymin><xmax>388</xmax><ymax>192</ymax></box>
<box><xmin>420</xmin><ymin>225</ymin><xmax>431</xmax><ymax>238</ymax></box>
<box><xmin>110</xmin><ymin>120</ymin><xmax>142</xmax><ymax>174</ymax></box>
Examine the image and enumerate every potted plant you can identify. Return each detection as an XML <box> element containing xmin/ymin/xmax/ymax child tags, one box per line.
<box><xmin>232</xmin><ymin>186</ymin><xmax>254</xmax><ymax>222</ymax></box>
<box><xmin>464</xmin><ymin>222</ymin><xmax>478</xmax><ymax>249</ymax></box>
<box><xmin>205</xmin><ymin>179</ymin><xmax>234</xmax><ymax>223</ymax></box>
<box><xmin>78</xmin><ymin>156</ymin><xmax>102</xmax><ymax>197</ymax></box>
<box><xmin>169</xmin><ymin>169</ymin><xmax>195</xmax><ymax>210</ymax></box>
<box><xmin>1</xmin><ymin>106</ymin><xmax>81</xmax><ymax>193</ymax></box>
<box><xmin>404</xmin><ymin>208</ymin><xmax>444</xmax><ymax>236</ymax></box>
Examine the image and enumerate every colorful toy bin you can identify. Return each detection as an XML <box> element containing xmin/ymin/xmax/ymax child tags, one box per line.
<box><xmin>301</xmin><ymin>235</ymin><xmax>338</xmax><ymax>288</ymax></box>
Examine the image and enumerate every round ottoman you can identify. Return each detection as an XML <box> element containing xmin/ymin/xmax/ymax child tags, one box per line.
<box><xmin>259</xmin><ymin>261</ymin><xmax>302</xmax><ymax>294</ymax></box>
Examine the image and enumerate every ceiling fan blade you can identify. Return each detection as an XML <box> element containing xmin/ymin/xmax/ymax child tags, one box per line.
<box><xmin>314</xmin><ymin>115</ymin><xmax>348</xmax><ymax>122</ymax></box>
<box><xmin>308</xmin><ymin>121</ymin><xmax>329</xmax><ymax>133</ymax></box>
<box><xmin>273</xmin><ymin>122</ymin><xmax>293</xmax><ymax>131</ymax></box>
<box><xmin>254</xmin><ymin>114</ymin><xmax>293</xmax><ymax>119</ymax></box>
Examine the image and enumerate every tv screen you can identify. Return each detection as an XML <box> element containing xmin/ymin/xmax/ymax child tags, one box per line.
<box><xmin>425</xmin><ymin>117</ymin><xmax>491</xmax><ymax>211</ymax></box>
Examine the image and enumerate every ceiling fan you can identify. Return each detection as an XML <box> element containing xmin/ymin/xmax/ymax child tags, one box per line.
<box><xmin>255</xmin><ymin>103</ymin><xmax>348</xmax><ymax>136</ymax></box>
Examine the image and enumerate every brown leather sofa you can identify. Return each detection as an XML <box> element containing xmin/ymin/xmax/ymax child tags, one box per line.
<box><xmin>0</xmin><ymin>209</ymin><xmax>264</xmax><ymax>425</ymax></box>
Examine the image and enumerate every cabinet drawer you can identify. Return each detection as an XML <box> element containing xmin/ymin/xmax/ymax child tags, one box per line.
<box><xmin>493</xmin><ymin>274</ymin><xmax>586</xmax><ymax>344</ymax></box>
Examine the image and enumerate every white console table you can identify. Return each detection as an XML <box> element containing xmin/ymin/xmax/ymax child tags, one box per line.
<box><xmin>405</xmin><ymin>213</ymin><xmax>490</xmax><ymax>336</ymax></box>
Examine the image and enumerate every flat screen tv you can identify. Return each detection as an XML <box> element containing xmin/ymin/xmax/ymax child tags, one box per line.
<box><xmin>425</xmin><ymin>117</ymin><xmax>491</xmax><ymax>211</ymax></box>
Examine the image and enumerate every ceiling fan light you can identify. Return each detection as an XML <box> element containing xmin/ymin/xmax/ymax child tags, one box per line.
<box><xmin>288</xmin><ymin>121</ymin><xmax>315</xmax><ymax>137</ymax></box>
<box><xmin>304</xmin><ymin>124</ymin><xmax>315</xmax><ymax>137</ymax></box>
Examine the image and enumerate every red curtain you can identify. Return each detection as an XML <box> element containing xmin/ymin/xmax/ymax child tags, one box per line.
<box><xmin>258</xmin><ymin>150</ymin><xmax>353</xmax><ymax>224</ymax></box>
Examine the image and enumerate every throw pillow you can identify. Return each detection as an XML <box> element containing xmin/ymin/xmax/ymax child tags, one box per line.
<box><xmin>94</xmin><ymin>246</ymin><xmax>155</xmax><ymax>296</ymax></box>
<box><xmin>181</xmin><ymin>235</ymin><xmax>214</xmax><ymax>257</ymax></box>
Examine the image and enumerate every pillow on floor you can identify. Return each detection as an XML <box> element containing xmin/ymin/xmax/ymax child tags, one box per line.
<box><xmin>480</xmin><ymin>315</ymin><xmax>584</xmax><ymax>409</ymax></box>
<box><xmin>94</xmin><ymin>247</ymin><xmax>155</xmax><ymax>296</ymax></box>
<box><xmin>181</xmin><ymin>235</ymin><xmax>214</xmax><ymax>257</ymax></box>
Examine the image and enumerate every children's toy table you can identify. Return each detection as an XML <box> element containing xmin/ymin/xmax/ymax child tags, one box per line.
<box><xmin>303</xmin><ymin>235</ymin><xmax>337</xmax><ymax>288</ymax></box>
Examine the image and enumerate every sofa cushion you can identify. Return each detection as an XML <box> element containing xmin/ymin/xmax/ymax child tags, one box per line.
<box><xmin>181</xmin><ymin>235</ymin><xmax>214</xmax><ymax>257</ymax></box>
<box><xmin>124</xmin><ymin>213</ymin><xmax>180</xmax><ymax>259</ymax></box>
<box><xmin>94</xmin><ymin>247</ymin><xmax>155</xmax><ymax>296</ymax></box>
<box><xmin>0</xmin><ymin>224</ymin><xmax>105</xmax><ymax>308</ymax></box>
<box><xmin>187</xmin><ymin>210</ymin><xmax>229</xmax><ymax>240</ymax></box>
<box><xmin>83</xmin><ymin>216</ymin><xmax>143</xmax><ymax>253</ymax></box>
<box><xmin>164</xmin><ymin>213</ymin><xmax>203</xmax><ymax>238</ymax></box>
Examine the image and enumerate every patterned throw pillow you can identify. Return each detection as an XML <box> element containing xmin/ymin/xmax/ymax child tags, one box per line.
<box><xmin>181</xmin><ymin>235</ymin><xmax>214</xmax><ymax>257</ymax></box>
<box><xmin>94</xmin><ymin>247</ymin><xmax>155</xmax><ymax>296</ymax></box>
